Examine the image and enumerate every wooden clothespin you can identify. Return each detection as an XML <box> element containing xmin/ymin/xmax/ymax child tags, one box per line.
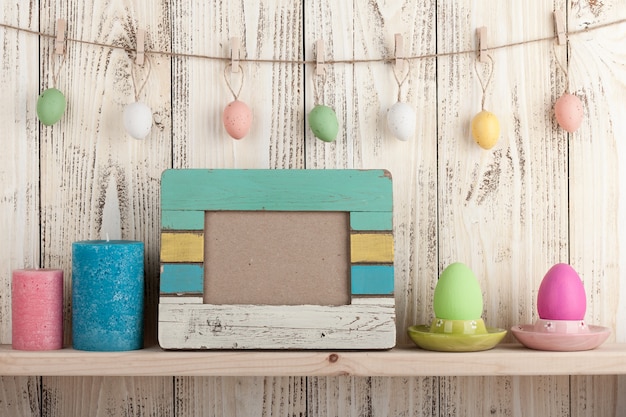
<box><xmin>136</xmin><ymin>29</ymin><xmax>145</xmax><ymax>66</ymax></box>
<box><xmin>316</xmin><ymin>40</ymin><xmax>325</xmax><ymax>76</ymax></box>
<box><xmin>230</xmin><ymin>37</ymin><xmax>240</xmax><ymax>72</ymax></box>
<box><xmin>394</xmin><ymin>33</ymin><xmax>404</xmax><ymax>72</ymax></box>
<box><xmin>477</xmin><ymin>26</ymin><xmax>488</xmax><ymax>63</ymax></box>
<box><xmin>553</xmin><ymin>11</ymin><xmax>566</xmax><ymax>45</ymax></box>
<box><xmin>55</xmin><ymin>19</ymin><xmax>66</xmax><ymax>55</ymax></box>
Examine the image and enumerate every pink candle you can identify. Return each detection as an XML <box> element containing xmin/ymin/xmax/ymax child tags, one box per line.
<box><xmin>12</xmin><ymin>269</ymin><xmax>63</xmax><ymax>350</ymax></box>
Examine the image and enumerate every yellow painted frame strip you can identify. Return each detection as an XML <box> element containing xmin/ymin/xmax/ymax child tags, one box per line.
<box><xmin>350</xmin><ymin>233</ymin><xmax>393</xmax><ymax>263</ymax></box>
<box><xmin>161</xmin><ymin>231</ymin><xmax>204</xmax><ymax>263</ymax></box>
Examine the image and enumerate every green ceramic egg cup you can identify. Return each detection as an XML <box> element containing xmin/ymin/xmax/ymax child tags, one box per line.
<box><xmin>408</xmin><ymin>318</ymin><xmax>507</xmax><ymax>352</ymax></box>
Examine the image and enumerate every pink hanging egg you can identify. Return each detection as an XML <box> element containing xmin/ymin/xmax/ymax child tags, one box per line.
<box><xmin>537</xmin><ymin>263</ymin><xmax>586</xmax><ymax>320</ymax></box>
<box><xmin>554</xmin><ymin>93</ymin><xmax>583</xmax><ymax>133</ymax></box>
<box><xmin>223</xmin><ymin>100</ymin><xmax>252</xmax><ymax>139</ymax></box>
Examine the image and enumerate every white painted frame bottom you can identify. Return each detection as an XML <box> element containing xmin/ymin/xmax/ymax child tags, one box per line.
<box><xmin>159</xmin><ymin>297</ymin><xmax>396</xmax><ymax>350</ymax></box>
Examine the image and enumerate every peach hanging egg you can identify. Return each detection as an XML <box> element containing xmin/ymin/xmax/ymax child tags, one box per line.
<box><xmin>471</xmin><ymin>110</ymin><xmax>500</xmax><ymax>150</ymax></box>
<box><xmin>537</xmin><ymin>263</ymin><xmax>586</xmax><ymax>320</ymax></box>
<box><xmin>554</xmin><ymin>93</ymin><xmax>583</xmax><ymax>133</ymax></box>
<box><xmin>223</xmin><ymin>100</ymin><xmax>252</xmax><ymax>140</ymax></box>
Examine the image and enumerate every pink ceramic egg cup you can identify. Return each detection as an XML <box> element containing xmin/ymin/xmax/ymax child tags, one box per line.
<box><xmin>511</xmin><ymin>320</ymin><xmax>610</xmax><ymax>351</ymax></box>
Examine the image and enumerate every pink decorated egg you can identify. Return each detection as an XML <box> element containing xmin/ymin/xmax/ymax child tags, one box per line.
<box><xmin>223</xmin><ymin>100</ymin><xmax>252</xmax><ymax>139</ymax></box>
<box><xmin>554</xmin><ymin>93</ymin><xmax>583</xmax><ymax>133</ymax></box>
<box><xmin>537</xmin><ymin>263</ymin><xmax>586</xmax><ymax>320</ymax></box>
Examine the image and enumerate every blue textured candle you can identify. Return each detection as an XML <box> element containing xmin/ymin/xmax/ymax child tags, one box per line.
<box><xmin>72</xmin><ymin>240</ymin><xmax>144</xmax><ymax>351</ymax></box>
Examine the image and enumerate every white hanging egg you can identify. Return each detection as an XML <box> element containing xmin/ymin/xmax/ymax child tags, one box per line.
<box><xmin>123</xmin><ymin>102</ymin><xmax>153</xmax><ymax>140</ymax></box>
<box><xmin>387</xmin><ymin>101</ymin><xmax>416</xmax><ymax>141</ymax></box>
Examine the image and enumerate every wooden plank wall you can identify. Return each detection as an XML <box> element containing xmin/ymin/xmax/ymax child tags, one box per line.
<box><xmin>1</xmin><ymin>0</ymin><xmax>625</xmax><ymax>416</ymax></box>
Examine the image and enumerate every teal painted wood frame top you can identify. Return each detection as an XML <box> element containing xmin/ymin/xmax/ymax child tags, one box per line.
<box><xmin>161</xmin><ymin>169</ymin><xmax>392</xmax><ymax>217</ymax></box>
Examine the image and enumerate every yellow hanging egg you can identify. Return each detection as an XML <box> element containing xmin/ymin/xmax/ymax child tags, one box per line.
<box><xmin>471</xmin><ymin>110</ymin><xmax>500</xmax><ymax>150</ymax></box>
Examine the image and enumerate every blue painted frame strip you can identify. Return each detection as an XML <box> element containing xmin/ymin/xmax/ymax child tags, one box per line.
<box><xmin>351</xmin><ymin>265</ymin><xmax>394</xmax><ymax>295</ymax></box>
<box><xmin>160</xmin><ymin>264</ymin><xmax>204</xmax><ymax>293</ymax></box>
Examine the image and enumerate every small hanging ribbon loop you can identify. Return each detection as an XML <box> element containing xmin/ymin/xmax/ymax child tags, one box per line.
<box><xmin>552</xmin><ymin>42</ymin><xmax>570</xmax><ymax>93</ymax></box>
<box><xmin>312</xmin><ymin>70</ymin><xmax>327</xmax><ymax>106</ymax></box>
<box><xmin>224</xmin><ymin>63</ymin><xmax>244</xmax><ymax>100</ymax></box>
<box><xmin>474</xmin><ymin>54</ymin><xmax>494</xmax><ymax>110</ymax></box>
<box><xmin>392</xmin><ymin>58</ymin><xmax>410</xmax><ymax>101</ymax></box>
<box><xmin>50</xmin><ymin>49</ymin><xmax>67</xmax><ymax>88</ymax></box>
<box><xmin>131</xmin><ymin>54</ymin><xmax>152</xmax><ymax>101</ymax></box>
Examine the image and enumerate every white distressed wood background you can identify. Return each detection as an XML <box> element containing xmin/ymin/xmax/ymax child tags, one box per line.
<box><xmin>1</xmin><ymin>0</ymin><xmax>625</xmax><ymax>416</ymax></box>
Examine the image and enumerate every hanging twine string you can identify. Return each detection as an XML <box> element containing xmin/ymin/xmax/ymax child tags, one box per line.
<box><xmin>552</xmin><ymin>42</ymin><xmax>571</xmax><ymax>93</ymax></box>
<box><xmin>392</xmin><ymin>58</ymin><xmax>410</xmax><ymax>101</ymax></box>
<box><xmin>474</xmin><ymin>54</ymin><xmax>494</xmax><ymax>110</ymax></box>
<box><xmin>1</xmin><ymin>17</ymin><xmax>625</xmax><ymax>67</ymax></box>
<box><xmin>50</xmin><ymin>52</ymin><xmax>66</xmax><ymax>88</ymax></box>
<box><xmin>223</xmin><ymin>63</ymin><xmax>244</xmax><ymax>100</ymax></box>
<box><xmin>312</xmin><ymin>66</ymin><xmax>326</xmax><ymax>105</ymax></box>
<box><xmin>131</xmin><ymin>54</ymin><xmax>152</xmax><ymax>101</ymax></box>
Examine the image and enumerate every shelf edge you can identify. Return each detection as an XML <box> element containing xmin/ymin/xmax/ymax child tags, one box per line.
<box><xmin>0</xmin><ymin>344</ymin><xmax>625</xmax><ymax>377</ymax></box>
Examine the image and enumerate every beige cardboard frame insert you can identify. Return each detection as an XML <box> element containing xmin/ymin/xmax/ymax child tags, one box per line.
<box><xmin>204</xmin><ymin>211</ymin><xmax>351</xmax><ymax>306</ymax></box>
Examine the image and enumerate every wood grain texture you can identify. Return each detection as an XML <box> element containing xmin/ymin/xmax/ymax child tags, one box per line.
<box><xmin>158</xmin><ymin>302</ymin><xmax>396</xmax><ymax>350</ymax></box>
<box><xmin>37</xmin><ymin>0</ymin><xmax>173</xmax><ymax>415</ymax></box>
<box><xmin>0</xmin><ymin>0</ymin><xmax>40</xmax><ymax>345</ymax></box>
<box><xmin>170</xmin><ymin>0</ymin><xmax>306</xmax><ymax>414</ymax></box>
<box><xmin>39</xmin><ymin>0</ymin><xmax>172</xmax><ymax>345</ymax></box>
<box><xmin>441</xmin><ymin>376</ymin><xmax>570</xmax><ymax>417</ymax></box>
<box><xmin>175</xmin><ymin>376</ymin><xmax>306</xmax><ymax>417</ymax></box>
<box><xmin>436</xmin><ymin>1</ymin><xmax>571</xmax><ymax>416</ymax></box>
<box><xmin>308</xmin><ymin>376</ymin><xmax>438</xmax><ymax>417</ymax></box>
<box><xmin>170</xmin><ymin>0</ymin><xmax>304</xmax><ymax>169</ymax></box>
<box><xmin>568</xmin><ymin>2</ymin><xmax>626</xmax><ymax>416</ymax></box>
<box><xmin>0</xmin><ymin>377</ymin><xmax>40</xmax><ymax>417</ymax></box>
<box><xmin>305</xmin><ymin>0</ymin><xmax>440</xmax><ymax>415</ymax></box>
<box><xmin>2</xmin><ymin>344</ymin><xmax>626</xmax><ymax>377</ymax></box>
<box><xmin>41</xmin><ymin>376</ymin><xmax>173</xmax><ymax>417</ymax></box>
<box><xmin>2</xmin><ymin>0</ymin><xmax>626</xmax><ymax>416</ymax></box>
<box><xmin>1</xmin><ymin>2</ymin><xmax>44</xmax><ymax>416</ymax></box>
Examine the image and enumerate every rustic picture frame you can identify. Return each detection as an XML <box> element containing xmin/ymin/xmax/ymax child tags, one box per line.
<box><xmin>158</xmin><ymin>169</ymin><xmax>395</xmax><ymax>349</ymax></box>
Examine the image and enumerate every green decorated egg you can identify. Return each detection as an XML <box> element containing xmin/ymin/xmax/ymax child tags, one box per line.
<box><xmin>433</xmin><ymin>262</ymin><xmax>483</xmax><ymax>320</ymax></box>
<box><xmin>37</xmin><ymin>88</ymin><xmax>66</xmax><ymax>126</ymax></box>
<box><xmin>308</xmin><ymin>105</ymin><xmax>338</xmax><ymax>142</ymax></box>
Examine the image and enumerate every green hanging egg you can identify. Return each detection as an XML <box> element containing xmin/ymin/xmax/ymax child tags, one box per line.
<box><xmin>433</xmin><ymin>262</ymin><xmax>484</xmax><ymax>320</ymax></box>
<box><xmin>37</xmin><ymin>88</ymin><xmax>67</xmax><ymax>126</ymax></box>
<box><xmin>308</xmin><ymin>105</ymin><xmax>338</xmax><ymax>142</ymax></box>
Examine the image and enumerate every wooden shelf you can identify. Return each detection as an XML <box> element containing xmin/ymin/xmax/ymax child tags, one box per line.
<box><xmin>1</xmin><ymin>344</ymin><xmax>626</xmax><ymax>377</ymax></box>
